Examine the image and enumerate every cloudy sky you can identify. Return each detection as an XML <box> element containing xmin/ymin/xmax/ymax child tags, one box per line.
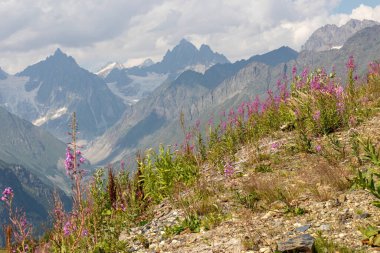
<box><xmin>0</xmin><ymin>0</ymin><xmax>380</xmax><ymax>74</ymax></box>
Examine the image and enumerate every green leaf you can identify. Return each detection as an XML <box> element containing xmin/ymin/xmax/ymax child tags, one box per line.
<box><xmin>360</xmin><ymin>225</ymin><xmax>380</xmax><ymax>238</ymax></box>
<box><xmin>373</xmin><ymin>201</ymin><xmax>380</xmax><ymax>208</ymax></box>
<box><xmin>102</xmin><ymin>209</ymin><xmax>112</xmax><ymax>216</ymax></box>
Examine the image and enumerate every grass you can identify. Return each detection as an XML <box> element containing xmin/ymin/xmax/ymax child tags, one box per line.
<box><xmin>314</xmin><ymin>233</ymin><xmax>366</xmax><ymax>253</ymax></box>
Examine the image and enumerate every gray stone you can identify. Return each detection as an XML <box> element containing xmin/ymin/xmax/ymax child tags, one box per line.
<box><xmin>356</xmin><ymin>212</ymin><xmax>371</xmax><ymax>219</ymax></box>
<box><xmin>295</xmin><ymin>224</ymin><xmax>311</xmax><ymax>232</ymax></box>
<box><xmin>277</xmin><ymin>234</ymin><xmax>315</xmax><ymax>253</ymax></box>
<box><xmin>319</xmin><ymin>224</ymin><xmax>330</xmax><ymax>231</ymax></box>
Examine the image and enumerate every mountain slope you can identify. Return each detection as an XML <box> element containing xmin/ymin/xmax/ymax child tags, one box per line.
<box><xmin>0</xmin><ymin>49</ymin><xmax>126</xmax><ymax>140</ymax></box>
<box><xmin>248</xmin><ymin>46</ymin><xmax>298</xmax><ymax>66</ymax></box>
<box><xmin>0</xmin><ymin>107</ymin><xmax>73</xmax><ymax>246</ymax></box>
<box><xmin>96</xmin><ymin>62</ymin><xmax>125</xmax><ymax>77</ymax></box>
<box><xmin>302</xmin><ymin>19</ymin><xmax>379</xmax><ymax>52</ymax></box>
<box><xmin>0</xmin><ymin>106</ymin><xmax>69</xmax><ymax>192</ymax></box>
<box><xmin>0</xmin><ymin>160</ymin><xmax>71</xmax><ymax>246</ymax></box>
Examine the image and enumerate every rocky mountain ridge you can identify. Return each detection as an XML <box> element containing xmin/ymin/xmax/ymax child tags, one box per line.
<box><xmin>302</xmin><ymin>19</ymin><xmax>379</xmax><ymax>52</ymax></box>
<box><xmin>99</xmin><ymin>39</ymin><xmax>231</xmax><ymax>105</ymax></box>
<box><xmin>0</xmin><ymin>49</ymin><xmax>126</xmax><ymax>141</ymax></box>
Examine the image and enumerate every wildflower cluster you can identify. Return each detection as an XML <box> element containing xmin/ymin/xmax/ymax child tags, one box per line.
<box><xmin>290</xmin><ymin>66</ymin><xmax>354</xmax><ymax>135</ymax></box>
<box><xmin>65</xmin><ymin>146</ymin><xmax>86</xmax><ymax>177</ymax></box>
<box><xmin>224</xmin><ymin>162</ymin><xmax>234</xmax><ymax>177</ymax></box>
<box><xmin>1</xmin><ymin>186</ymin><xmax>14</xmax><ymax>204</ymax></box>
<box><xmin>1</xmin><ymin>187</ymin><xmax>32</xmax><ymax>252</ymax></box>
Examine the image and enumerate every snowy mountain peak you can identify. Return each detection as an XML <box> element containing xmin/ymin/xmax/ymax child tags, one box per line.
<box><xmin>96</xmin><ymin>62</ymin><xmax>125</xmax><ymax>77</ymax></box>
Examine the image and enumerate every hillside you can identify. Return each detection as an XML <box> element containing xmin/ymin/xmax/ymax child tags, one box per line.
<box><xmin>24</xmin><ymin>52</ymin><xmax>380</xmax><ymax>252</ymax></box>
<box><xmin>0</xmin><ymin>160</ymin><xmax>71</xmax><ymax>246</ymax></box>
<box><xmin>0</xmin><ymin>106</ymin><xmax>69</xmax><ymax>192</ymax></box>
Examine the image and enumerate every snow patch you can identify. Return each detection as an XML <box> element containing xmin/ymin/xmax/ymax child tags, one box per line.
<box><xmin>33</xmin><ymin>107</ymin><xmax>68</xmax><ymax>126</ymax></box>
<box><xmin>107</xmin><ymin>72</ymin><xmax>168</xmax><ymax>105</ymax></box>
<box><xmin>331</xmin><ymin>45</ymin><xmax>343</xmax><ymax>50</ymax></box>
<box><xmin>96</xmin><ymin>62</ymin><xmax>125</xmax><ymax>77</ymax></box>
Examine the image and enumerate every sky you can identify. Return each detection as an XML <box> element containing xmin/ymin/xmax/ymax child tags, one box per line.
<box><xmin>0</xmin><ymin>0</ymin><xmax>380</xmax><ymax>74</ymax></box>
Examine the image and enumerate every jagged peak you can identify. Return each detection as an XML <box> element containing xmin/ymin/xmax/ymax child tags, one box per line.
<box><xmin>16</xmin><ymin>48</ymin><xmax>79</xmax><ymax>77</ymax></box>
<box><xmin>174</xmin><ymin>38</ymin><xmax>197</xmax><ymax>51</ymax></box>
<box><xmin>46</xmin><ymin>48</ymin><xmax>77</xmax><ymax>65</ymax></box>
<box><xmin>199</xmin><ymin>44</ymin><xmax>213</xmax><ymax>53</ymax></box>
<box><xmin>54</xmin><ymin>48</ymin><xmax>65</xmax><ymax>56</ymax></box>
<box><xmin>179</xmin><ymin>38</ymin><xmax>192</xmax><ymax>45</ymax></box>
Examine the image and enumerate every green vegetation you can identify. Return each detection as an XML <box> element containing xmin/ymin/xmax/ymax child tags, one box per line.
<box><xmin>314</xmin><ymin>233</ymin><xmax>366</xmax><ymax>253</ymax></box>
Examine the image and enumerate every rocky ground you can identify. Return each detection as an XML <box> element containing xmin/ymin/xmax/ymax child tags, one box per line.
<box><xmin>119</xmin><ymin>114</ymin><xmax>380</xmax><ymax>253</ymax></box>
<box><xmin>120</xmin><ymin>189</ymin><xmax>380</xmax><ymax>252</ymax></box>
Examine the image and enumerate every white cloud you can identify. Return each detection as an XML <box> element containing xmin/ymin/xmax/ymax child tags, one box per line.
<box><xmin>350</xmin><ymin>4</ymin><xmax>380</xmax><ymax>20</ymax></box>
<box><xmin>0</xmin><ymin>0</ymin><xmax>379</xmax><ymax>74</ymax></box>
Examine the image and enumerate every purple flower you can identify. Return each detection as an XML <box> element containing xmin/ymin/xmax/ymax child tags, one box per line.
<box><xmin>120</xmin><ymin>160</ymin><xmax>125</xmax><ymax>170</ymax></box>
<box><xmin>292</xmin><ymin>65</ymin><xmax>297</xmax><ymax>79</ymax></box>
<box><xmin>228</xmin><ymin>108</ymin><xmax>235</xmax><ymax>117</ymax></box>
<box><xmin>315</xmin><ymin>145</ymin><xmax>322</xmax><ymax>153</ymax></box>
<box><xmin>335</xmin><ymin>86</ymin><xmax>344</xmax><ymax>98</ymax></box>
<box><xmin>65</xmin><ymin>146</ymin><xmax>86</xmax><ymax>176</ymax></box>
<box><xmin>252</xmin><ymin>96</ymin><xmax>261</xmax><ymax>114</ymax></box>
<box><xmin>208</xmin><ymin>117</ymin><xmax>214</xmax><ymax>126</ymax></box>
<box><xmin>346</xmin><ymin>55</ymin><xmax>355</xmax><ymax>70</ymax></box>
<box><xmin>63</xmin><ymin>221</ymin><xmax>72</xmax><ymax>236</ymax></box>
<box><xmin>1</xmin><ymin>187</ymin><xmax>14</xmax><ymax>203</ymax></box>
<box><xmin>271</xmin><ymin>142</ymin><xmax>281</xmax><ymax>150</ymax></box>
<box><xmin>237</xmin><ymin>102</ymin><xmax>245</xmax><ymax>116</ymax></box>
<box><xmin>221</xmin><ymin>121</ymin><xmax>227</xmax><ymax>131</ymax></box>
<box><xmin>2</xmin><ymin>187</ymin><xmax>13</xmax><ymax>196</ymax></box>
<box><xmin>224</xmin><ymin>162</ymin><xmax>234</xmax><ymax>177</ymax></box>
<box><xmin>82</xmin><ymin>229</ymin><xmax>89</xmax><ymax>237</ymax></box>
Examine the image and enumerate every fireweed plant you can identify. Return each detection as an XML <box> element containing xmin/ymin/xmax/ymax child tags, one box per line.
<box><xmin>1</xmin><ymin>187</ymin><xmax>32</xmax><ymax>253</ymax></box>
<box><xmin>190</xmin><ymin>56</ymin><xmax>375</xmax><ymax>168</ymax></box>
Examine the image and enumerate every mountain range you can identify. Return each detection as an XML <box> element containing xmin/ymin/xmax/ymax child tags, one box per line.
<box><xmin>0</xmin><ymin>49</ymin><xmax>126</xmax><ymax>141</ymax></box>
<box><xmin>97</xmin><ymin>39</ymin><xmax>230</xmax><ymax>105</ymax></box>
<box><xmin>86</xmin><ymin>20</ymin><xmax>380</xmax><ymax>165</ymax></box>
<box><xmin>302</xmin><ymin>19</ymin><xmax>379</xmax><ymax>51</ymax></box>
<box><xmin>0</xmin><ymin>19</ymin><xmax>378</xmax><ymax>167</ymax></box>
